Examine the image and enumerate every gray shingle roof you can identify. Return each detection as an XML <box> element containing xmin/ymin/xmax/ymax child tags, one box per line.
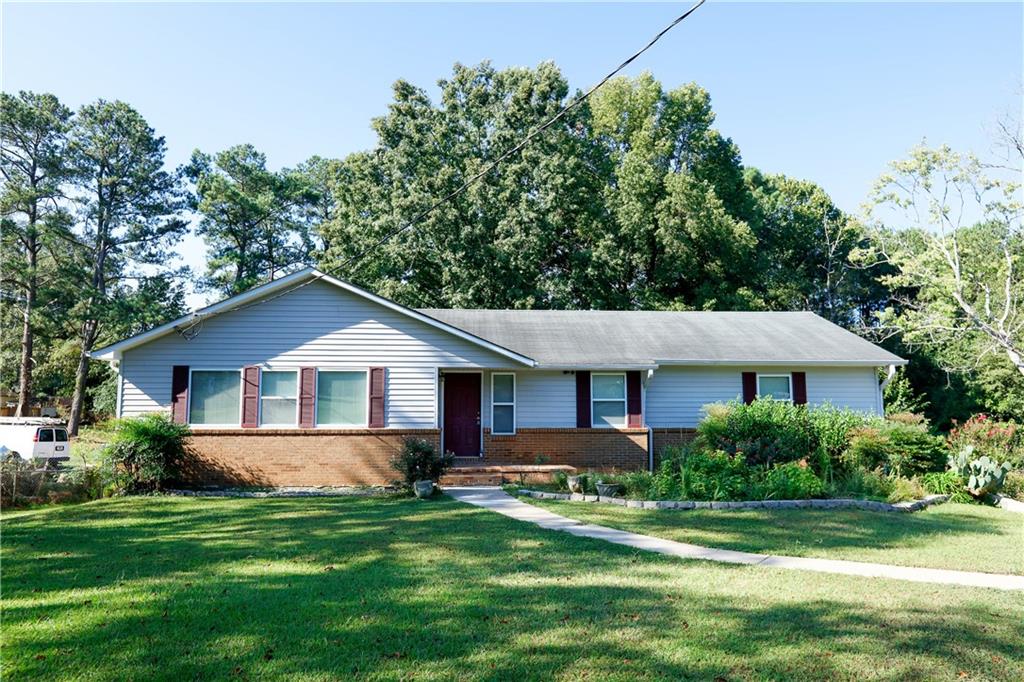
<box><xmin>417</xmin><ymin>309</ymin><xmax>905</xmax><ymax>368</ymax></box>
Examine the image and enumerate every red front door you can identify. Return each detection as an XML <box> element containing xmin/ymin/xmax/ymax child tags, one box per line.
<box><xmin>443</xmin><ymin>373</ymin><xmax>481</xmax><ymax>457</ymax></box>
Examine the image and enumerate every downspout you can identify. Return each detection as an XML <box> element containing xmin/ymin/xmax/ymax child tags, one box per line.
<box><xmin>878</xmin><ymin>364</ymin><xmax>896</xmax><ymax>415</ymax></box>
<box><xmin>645</xmin><ymin>368</ymin><xmax>655</xmax><ymax>473</ymax></box>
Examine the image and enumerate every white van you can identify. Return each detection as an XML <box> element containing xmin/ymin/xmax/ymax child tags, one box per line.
<box><xmin>0</xmin><ymin>418</ymin><xmax>71</xmax><ymax>462</ymax></box>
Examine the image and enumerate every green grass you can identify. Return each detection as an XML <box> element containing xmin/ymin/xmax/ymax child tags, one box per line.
<box><xmin>521</xmin><ymin>497</ymin><xmax>1024</xmax><ymax>575</ymax></box>
<box><xmin>3</xmin><ymin>496</ymin><xmax>1022</xmax><ymax>681</ymax></box>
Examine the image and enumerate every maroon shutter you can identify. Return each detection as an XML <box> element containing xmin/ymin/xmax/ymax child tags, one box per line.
<box><xmin>741</xmin><ymin>372</ymin><xmax>757</xmax><ymax>405</ymax></box>
<box><xmin>170</xmin><ymin>366</ymin><xmax>189</xmax><ymax>423</ymax></box>
<box><xmin>792</xmin><ymin>372</ymin><xmax>807</xmax><ymax>405</ymax></box>
<box><xmin>575</xmin><ymin>371</ymin><xmax>591</xmax><ymax>428</ymax></box>
<box><xmin>368</xmin><ymin>367</ymin><xmax>385</xmax><ymax>428</ymax></box>
<box><xmin>626</xmin><ymin>371</ymin><xmax>642</xmax><ymax>427</ymax></box>
<box><xmin>299</xmin><ymin>367</ymin><xmax>316</xmax><ymax>428</ymax></box>
<box><xmin>242</xmin><ymin>366</ymin><xmax>260</xmax><ymax>428</ymax></box>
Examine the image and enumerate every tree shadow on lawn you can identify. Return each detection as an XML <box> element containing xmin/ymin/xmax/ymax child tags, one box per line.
<box><xmin>4</xmin><ymin>496</ymin><xmax>1022</xmax><ymax>681</ymax></box>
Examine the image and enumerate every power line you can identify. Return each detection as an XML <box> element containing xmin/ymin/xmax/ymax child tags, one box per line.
<box><xmin>178</xmin><ymin>0</ymin><xmax>708</xmax><ymax>339</ymax></box>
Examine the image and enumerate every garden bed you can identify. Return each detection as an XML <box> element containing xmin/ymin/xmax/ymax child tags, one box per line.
<box><xmin>516</xmin><ymin>488</ymin><xmax>950</xmax><ymax>513</ymax></box>
<box><xmin>168</xmin><ymin>486</ymin><xmax>396</xmax><ymax>498</ymax></box>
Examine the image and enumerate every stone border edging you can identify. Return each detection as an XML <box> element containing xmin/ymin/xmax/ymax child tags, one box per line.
<box><xmin>516</xmin><ymin>489</ymin><xmax>950</xmax><ymax>513</ymax></box>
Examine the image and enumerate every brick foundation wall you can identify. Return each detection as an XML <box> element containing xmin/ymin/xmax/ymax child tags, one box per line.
<box><xmin>482</xmin><ymin>428</ymin><xmax>648</xmax><ymax>471</ymax></box>
<box><xmin>651</xmin><ymin>428</ymin><xmax>698</xmax><ymax>466</ymax></box>
<box><xmin>180</xmin><ymin>429</ymin><xmax>440</xmax><ymax>487</ymax></box>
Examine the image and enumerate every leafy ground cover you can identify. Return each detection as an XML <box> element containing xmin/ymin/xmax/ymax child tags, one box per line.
<box><xmin>3</xmin><ymin>495</ymin><xmax>1022</xmax><ymax>680</ymax></box>
<box><xmin>522</xmin><ymin>497</ymin><xmax>1024</xmax><ymax>575</ymax></box>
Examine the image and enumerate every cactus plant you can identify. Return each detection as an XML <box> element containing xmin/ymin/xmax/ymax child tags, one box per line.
<box><xmin>948</xmin><ymin>445</ymin><xmax>1011</xmax><ymax>498</ymax></box>
<box><xmin>966</xmin><ymin>456</ymin><xmax>1011</xmax><ymax>497</ymax></box>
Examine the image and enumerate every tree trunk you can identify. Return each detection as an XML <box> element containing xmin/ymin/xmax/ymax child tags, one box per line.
<box><xmin>15</xmin><ymin>234</ymin><xmax>37</xmax><ymax>417</ymax></box>
<box><xmin>15</xmin><ymin>273</ymin><xmax>35</xmax><ymax>417</ymax></box>
<box><xmin>67</xmin><ymin>319</ymin><xmax>97</xmax><ymax>436</ymax></box>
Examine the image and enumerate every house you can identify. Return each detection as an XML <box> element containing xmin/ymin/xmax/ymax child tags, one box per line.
<box><xmin>91</xmin><ymin>268</ymin><xmax>905</xmax><ymax>486</ymax></box>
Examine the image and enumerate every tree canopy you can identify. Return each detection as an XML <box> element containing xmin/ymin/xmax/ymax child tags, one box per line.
<box><xmin>1</xmin><ymin>63</ymin><xmax>1019</xmax><ymax>428</ymax></box>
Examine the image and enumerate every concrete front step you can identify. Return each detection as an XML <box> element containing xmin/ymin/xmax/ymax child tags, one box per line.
<box><xmin>442</xmin><ymin>474</ymin><xmax>506</xmax><ymax>486</ymax></box>
<box><xmin>441</xmin><ymin>464</ymin><xmax>577</xmax><ymax>487</ymax></box>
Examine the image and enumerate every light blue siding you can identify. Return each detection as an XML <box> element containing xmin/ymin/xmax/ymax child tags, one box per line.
<box><xmin>119</xmin><ymin>280</ymin><xmax>516</xmax><ymax>428</ymax></box>
<box><xmin>479</xmin><ymin>370</ymin><xmax>576</xmax><ymax>429</ymax></box>
<box><xmin>119</xmin><ymin>279</ymin><xmax>886</xmax><ymax>432</ymax></box>
<box><xmin>645</xmin><ymin>365</ymin><xmax>882</xmax><ymax>428</ymax></box>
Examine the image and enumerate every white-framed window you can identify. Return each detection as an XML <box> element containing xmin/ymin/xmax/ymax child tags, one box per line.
<box><xmin>260</xmin><ymin>370</ymin><xmax>298</xmax><ymax>426</ymax></box>
<box><xmin>491</xmin><ymin>373</ymin><xmax>516</xmax><ymax>435</ymax></box>
<box><xmin>189</xmin><ymin>369</ymin><xmax>242</xmax><ymax>426</ymax></box>
<box><xmin>316</xmin><ymin>369</ymin><xmax>368</xmax><ymax>427</ymax></box>
<box><xmin>757</xmin><ymin>374</ymin><xmax>792</xmax><ymax>401</ymax></box>
<box><xmin>591</xmin><ymin>372</ymin><xmax>626</xmax><ymax>428</ymax></box>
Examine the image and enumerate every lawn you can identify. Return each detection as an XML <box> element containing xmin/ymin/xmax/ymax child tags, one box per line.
<box><xmin>3</xmin><ymin>496</ymin><xmax>1023</xmax><ymax>681</ymax></box>
<box><xmin>521</xmin><ymin>497</ymin><xmax>1024</xmax><ymax>575</ymax></box>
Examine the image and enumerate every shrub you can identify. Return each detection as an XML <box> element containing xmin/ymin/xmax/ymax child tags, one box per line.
<box><xmin>697</xmin><ymin>400</ymin><xmax>815</xmax><ymax>467</ymax></box>
<box><xmin>617</xmin><ymin>471</ymin><xmax>657</xmax><ymax>499</ymax></box>
<box><xmin>921</xmin><ymin>470</ymin><xmax>973</xmax><ymax>504</ymax></box>
<box><xmin>102</xmin><ymin>413</ymin><xmax>191</xmax><ymax>493</ymax></box>
<box><xmin>551</xmin><ymin>470</ymin><xmax>569</xmax><ymax>492</ymax></box>
<box><xmin>883</xmin><ymin>423</ymin><xmax>947</xmax><ymax>476</ymax></box>
<box><xmin>843</xmin><ymin>422</ymin><xmax>945</xmax><ymax>477</ymax></box>
<box><xmin>842</xmin><ymin>427</ymin><xmax>890</xmax><ymax>471</ymax></box>
<box><xmin>755</xmin><ymin>462</ymin><xmax>824</xmax><ymax>500</ymax></box>
<box><xmin>57</xmin><ymin>463</ymin><xmax>114</xmax><ymax>501</ymax></box>
<box><xmin>833</xmin><ymin>467</ymin><xmax>894</xmax><ymax>501</ymax></box>
<box><xmin>390</xmin><ymin>439</ymin><xmax>453</xmax><ymax>488</ymax></box>
<box><xmin>1002</xmin><ymin>470</ymin><xmax>1024</xmax><ymax>501</ymax></box>
<box><xmin>669</xmin><ymin>446</ymin><xmax>751</xmax><ymax>501</ymax></box>
<box><xmin>757</xmin><ymin>458</ymin><xmax>827</xmax><ymax>497</ymax></box>
<box><xmin>887</xmin><ymin>476</ymin><xmax>928</xmax><ymax>503</ymax></box>
<box><xmin>886</xmin><ymin>412</ymin><xmax>928</xmax><ymax>427</ymax></box>
<box><xmin>949</xmin><ymin>414</ymin><xmax>1023</xmax><ymax>469</ymax></box>
<box><xmin>809</xmin><ymin>404</ymin><xmax>870</xmax><ymax>463</ymax></box>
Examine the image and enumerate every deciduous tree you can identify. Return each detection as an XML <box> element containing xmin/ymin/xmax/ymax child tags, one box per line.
<box><xmin>865</xmin><ymin>144</ymin><xmax>1023</xmax><ymax>378</ymax></box>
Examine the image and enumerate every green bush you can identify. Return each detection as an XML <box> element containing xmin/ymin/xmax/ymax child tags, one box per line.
<box><xmin>551</xmin><ymin>471</ymin><xmax>569</xmax><ymax>492</ymax></box>
<box><xmin>56</xmin><ymin>463</ymin><xmax>115</xmax><ymax>501</ymax></box>
<box><xmin>755</xmin><ymin>462</ymin><xmax>824</xmax><ymax>500</ymax></box>
<box><xmin>832</xmin><ymin>467</ymin><xmax>894</xmax><ymax>501</ymax></box>
<box><xmin>809</xmin><ymin>404</ymin><xmax>868</xmax><ymax>464</ymax></box>
<box><xmin>841</xmin><ymin>427</ymin><xmax>890</xmax><ymax>471</ymax></box>
<box><xmin>102</xmin><ymin>413</ymin><xmax>191</xmax><ymax>493</ymax></box>
<box><xmin>667</xmin><ymin>446</ymin><xmax>751</xmax><ymax>501</ymax></box>
<box><xmin>886</xmin><ymin>476</ymin><xmax>927</xmax><ymax>503</ymax></box>
<box><xmin>884</xmin><ymin>423</ymin><xmax>948</xmax><ymax>476</ymax></box>
<box><xmin>617</xmin><ymin>471</ymin><xmax>657</xmax><ymax>499</ymax></box>
<box><xmin>390</xmin><ymin>439</ymin><xmax>453</xmax><ymax>488</ymax></box>
<box><xmin>921</xmin><ymin>470</ymin><xmax>973</xmax><ymax>504</ymax></box>
<box><xmin>843</xmin><ymin>422</ymin><xmax>945</xmax><ymax>477</ymax></box>
<box><xmin>1002</xmin><ymin>470</ymin><xmax>1024</xmax><ymax>501</ymax></box>
<box><xmin>698</xmin><ymin>400</ymin><xmax>815</xmax><ymax>467</ymax></box>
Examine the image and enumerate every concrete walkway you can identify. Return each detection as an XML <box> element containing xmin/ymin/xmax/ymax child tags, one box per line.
<box><xmin>446</xmin><ymin>486</ymin><xmax>1024</xmax><ymax>592</ymax></box>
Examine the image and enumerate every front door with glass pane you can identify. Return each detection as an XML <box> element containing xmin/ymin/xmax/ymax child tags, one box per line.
<box><xmin>443</xmin><ymin>373</ymin><xmax>481</xmax><ymax>457</ymax></box>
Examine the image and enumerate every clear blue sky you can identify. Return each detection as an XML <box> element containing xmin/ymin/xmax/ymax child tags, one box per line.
<box><xmin>4</xmin><ymin>1</ymin><xmax>1021</xmax><ymax>306</ymax></box>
